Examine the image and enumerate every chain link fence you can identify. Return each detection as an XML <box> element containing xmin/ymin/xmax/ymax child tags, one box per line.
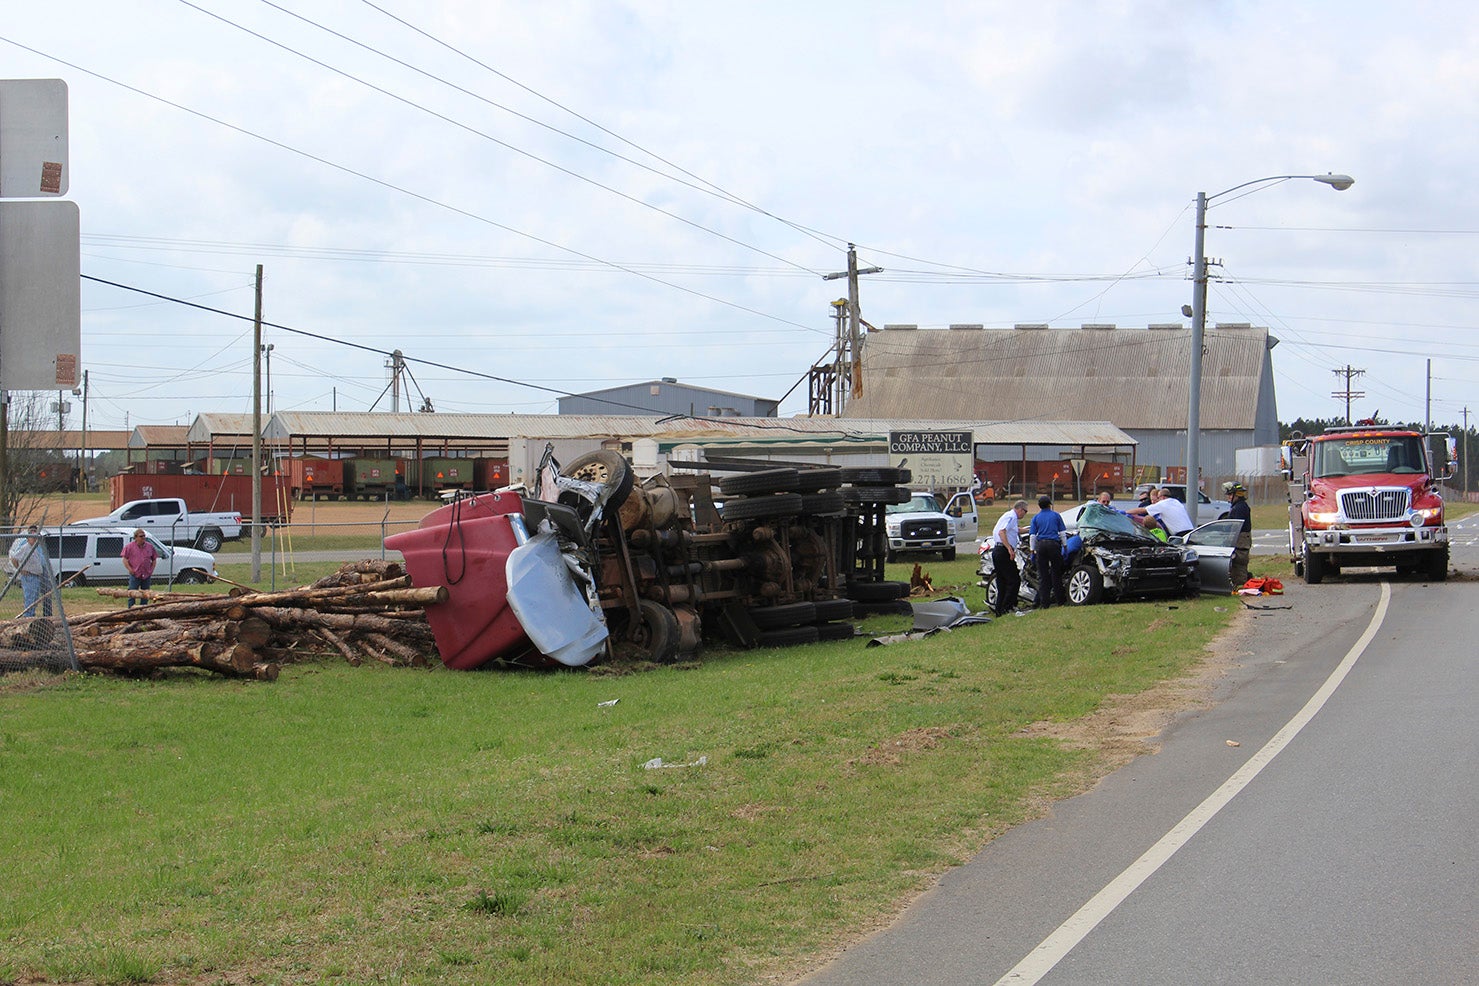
<box><xmin>1</xmin><ymin>531</ymin><xmax>79</xmax><ymax>675</ymax></box>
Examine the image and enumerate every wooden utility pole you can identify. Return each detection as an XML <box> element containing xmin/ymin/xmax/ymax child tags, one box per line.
<box><xmin>1330</xmin><ymin>364</ymin><xmax>1365</xmax><ymax>424</ymax></box>
<box><xmin>250</xmin><ymin>265</ymin><xmax>263</xmax><ymax>583</ymax></box>
<box><xmin>821</xmin><ymin>243</ymin><xmax>882</xmax><ymax>412</ymax></box>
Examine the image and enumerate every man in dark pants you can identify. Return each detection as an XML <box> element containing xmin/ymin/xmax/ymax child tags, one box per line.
<box><xmin>1225</xmin><ymin>481</ymin><xmax>1253</xmax><ymax>588</ymax></box>
<box><xmin>1028</xmin><ymin>495</ymin><xmax>1067</xmax><ymax>608</ymax></box>
<box><xmin>989</xmin><ymin>500</ymin><xmax>1029</xmax><ymax>616</ymax></box>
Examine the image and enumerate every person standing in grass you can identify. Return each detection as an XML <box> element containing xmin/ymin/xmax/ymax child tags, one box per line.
<box><xmin>1028</xmin><ymin>496</ymin><xmax>1067</xmax><ymax>608</ymax></box>
<box><xmin>988</xmin><ymin>499</ymin><xmax>1029</xmax><ymax>616</ymax></box>
<box><xmin>9</xmin><ymin>526</ymin><xmax>53</xmax><ymax>618</ymax></box>
<box><xmin>122</xmin><ymin>529</ymin><xmax>159</xmax><ymax>608</ymax></box>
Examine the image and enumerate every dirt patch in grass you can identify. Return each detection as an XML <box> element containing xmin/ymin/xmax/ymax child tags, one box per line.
<box><xmin>1017</xmin><ymin>609</ymin><xmax>1247</xmax><ymax>770</ymax></box>
<box><xmin>847</xmin><ymin>725</ymin><xmax>954</xmax><ymax>768</ymax></box>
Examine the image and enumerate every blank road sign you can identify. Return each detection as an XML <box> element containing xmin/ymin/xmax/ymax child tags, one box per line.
<box><xmin>0</xmin><ymin>200</ymin><xmax>81</xmax><ymax>390</ymax></box>
<box><xmin>0</xmin><ymin>79</ymin><xmax>68</xmax><ymax>197</ymax></box>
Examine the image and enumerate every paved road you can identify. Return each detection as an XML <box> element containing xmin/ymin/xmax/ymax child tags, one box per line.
<box><xmin>800</xmin><ymin>542</ymin><xmax>1478</xmax><ymax>984</ymax></box>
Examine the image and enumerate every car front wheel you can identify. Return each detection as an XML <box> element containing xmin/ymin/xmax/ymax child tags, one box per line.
<box><xmin>1066</xmin><ymin>564</ymin><xmax>1104</xmax><ymax>605</ymax></box>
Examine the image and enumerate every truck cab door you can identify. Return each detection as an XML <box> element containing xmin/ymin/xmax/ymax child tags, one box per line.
<box><xmin>945</xmin><ymin>492</ymin><xmax>979</xmax><ymax>541</ymax></box>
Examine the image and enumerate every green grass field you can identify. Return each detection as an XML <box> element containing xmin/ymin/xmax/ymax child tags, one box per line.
<box><xmin>1</xmin><ymin>553</ymin><xmax>1239</xmax><ymax>985</ymax></box>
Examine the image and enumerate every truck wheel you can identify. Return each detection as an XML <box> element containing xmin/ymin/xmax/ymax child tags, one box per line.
<box><xmin>196</xmin><ymin>529</ymin><xmax>223</xmax><ymax>553</ymax></box>
<box><xmin>1425</xmin><ymin>548</ymin><xmax>1449</xmax><ymax>581</ymax></box>
<box><xmin>562</xmin><ymin>450</ymin><xmax>634</xmax><ymax>511</ymax></box>
<box><xmin>722</xmin><ymin>493</ymin><xmax>803</xmax><ymax>521</ymax></box>
<box><xmin>941</xmin><ymin>546</ymin><xmax>957</xmax><ymax>561</ymax></box>
<box><xmin>885</xmin><ymin>548</ymin><xmax>899</xmax><ymax>563</ymax></box>
<box><xmin>1303</xmin><ymin>546</ymin><xmax>1325</xmax><ymax>585</ymax></box>
<box><xmin>747</xmin><ymin>601</ymin><xmax>817</xmax><ymax>630</ymax></box>
<box><xmin>624</xmin><ymin>600</ymin><xmax>680</xmax><ymax>663</ymax></box>
<box><xmin>1066</xmin><ymin>565</ymin><xmax>1103</xmax><ymax>605</ymax></box>
<box><xmin>719</xmin><ymin>469</ymin><xmax>800</xmax><ymax>496</ymax></box>
<box><xmin>177</xmin><ymin>569</ymin><xmax>209</xmax><ymax>585</ymax></box>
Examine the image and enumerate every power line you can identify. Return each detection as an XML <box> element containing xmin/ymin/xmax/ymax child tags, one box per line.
<box><xmin>0</xmin><ymin>36</ymin><xmax>826</xmax><ymax>337</ymax></box>
<box><xmin>177</xmin><ymin>1</ymin><xmax>822</xmax><ymax>277</ymax></box>
<box><xmin>78</xmin><ymin>274</ymin><xmax>870</xmax><ymax>436</ymax></box>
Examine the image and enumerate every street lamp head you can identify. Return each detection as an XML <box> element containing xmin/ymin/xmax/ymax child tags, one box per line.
<box><xmin>1313</xmin><ymin>173</ymin><xmax>1355</xmax><ymax>191</ymax></box>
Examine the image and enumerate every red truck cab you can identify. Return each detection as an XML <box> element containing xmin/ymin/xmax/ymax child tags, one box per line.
<box><xmin>1288</xmin><ymin>427</ymin><xmax>1452</xmax><ymax>583</ymax></box>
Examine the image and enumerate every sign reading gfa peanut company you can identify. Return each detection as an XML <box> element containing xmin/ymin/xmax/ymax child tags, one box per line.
<box><xmin>889</xmin><ymin>430</ymin><xmax>974</xmax><ymax>489</ymax></box>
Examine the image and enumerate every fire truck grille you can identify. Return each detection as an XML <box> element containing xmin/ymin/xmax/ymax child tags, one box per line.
<box><xmin>1340</xmin><ymin>489</ymin><xmax>1409</xmax><ymax>522</ymax></box>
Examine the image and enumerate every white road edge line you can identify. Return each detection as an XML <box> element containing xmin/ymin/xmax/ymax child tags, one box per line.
<box><xmin>993</xmin><ymin>581</ymin><xmax>1393</xmax><ymax>986</ymax></box>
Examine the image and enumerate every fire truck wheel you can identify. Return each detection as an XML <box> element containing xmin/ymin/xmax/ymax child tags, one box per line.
<box><xmin>563</xmin><ymin>450</ymin><xmax>634</xmax><ymax>511</ymax></box>
<box><xmin>1303</xmin><ymin>546</ymin><xmax>1326</xmax><ymax>584</ymax></box>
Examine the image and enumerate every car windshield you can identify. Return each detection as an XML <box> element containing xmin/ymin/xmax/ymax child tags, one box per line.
<box><xmin>1078</xmin><ymin>502</ymin><xmax>1159</xmax><ymax>543</ymax></box>
<box><xmin>887</xmin><ymin>494</ymin><xmax>941</xmax><ymax>514</ymax></box>
<box><xmin>1313</xmin><ymin>435</ymin><xmax>1426</xmax><ymax>478</ymax></box>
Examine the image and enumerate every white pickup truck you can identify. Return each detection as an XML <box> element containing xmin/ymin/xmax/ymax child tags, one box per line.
<box><xmin>73</xmin><ymin>498</ymin><xmax>244</xmax><ymax>552</ymax></box>
<box><xmin>884</xmin><ymin>490</ymin><xmax>980</xmax><ymax>562</ymax></box>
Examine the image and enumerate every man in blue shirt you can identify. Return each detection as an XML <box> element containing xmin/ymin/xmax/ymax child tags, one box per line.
<box><xmin>1028</xmin><ymin>496</ymin><xmax>1067</xmax><ymax>608</ymax></box>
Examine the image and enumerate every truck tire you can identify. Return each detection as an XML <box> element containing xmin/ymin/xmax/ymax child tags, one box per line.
<box><xmin>623</xmin><ymin>599</ymin><xmax>680</xmax><ymax>663</ymax></box>
<box><xmin>562</xmin><ymin>450</ymin><xmax>634</xmax><ymax>511</ymax></box>
<box><xmin>842</xmin><ymin>486</ymin><xmax>911</xmax><ymax>506</ymax></box>
<box><xmin>1066</xmin><ymin>565</ymin><xmax>1104</xmax><ymax>605</ymax></box>
<box><xmin>176</xmin><ymin>569</ymin><xmax>209</xmax><ymax>585</ymax></box>
<box><xmin>941</xmin><ymin>545</ymin><xmax>957</xmax><ymax>561</ymax></box>
<box><xmin>811</xmin><ymin>598</ymin><xmax>855</xmax><ymax>623</ymax></box>
<box><xmin>841</xmin><ymin>466</ymin><xmax>911</xmax><ymax>486</ymax></box>
<box><xmin>196</xmin><ymin>529</ymin><xmax>224</xmax><ymax>553</ymax></box>
<box><xmin>1425</xmin><ymin>547</ymin><xmax>1449</xmax><ymax>581</ymax></box>
<box><xmin>719</xmin><ymin>469</ymin><xmax>800</xmax><ymax>496</ymax></box>
<box><xmin>722</xmin><ymin>493</ymin><xmax>803</xmax><ymax>521</ymax></box>
<box><xmin>795</xmin><ymin>468</ymin><xmax>843</xmax><ymax>492</ymax></box>
<box><xmin>747</xmin><ymin>601</ymin><xmax>816</xmax><ymax>630</ymax></box>
<box><xmin>1303</xmin><ymin>546</ymin><xmax>1326</xmax><ymax>585</ymax></box>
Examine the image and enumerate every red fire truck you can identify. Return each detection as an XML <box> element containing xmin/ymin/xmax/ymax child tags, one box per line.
<box><xmin>1287</xmin><ymin>426</ymin><xmax>1456</xmax><ymax>583</ymax></box>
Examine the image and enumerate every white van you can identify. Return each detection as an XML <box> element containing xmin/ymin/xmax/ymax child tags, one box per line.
<box><xmin>39</xmin><ymin>526</ymin><xmax>217</xmax><ymax>586</ymax></box>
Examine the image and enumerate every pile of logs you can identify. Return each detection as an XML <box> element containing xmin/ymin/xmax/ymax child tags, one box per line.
<box><xmin>64</xmin><ymin>560</ymin><xmax>445</xmax><ymax>680</ymax></box>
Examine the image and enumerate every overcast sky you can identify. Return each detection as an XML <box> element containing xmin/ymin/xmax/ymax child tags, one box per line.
<box><xmin>3</xmin><ymin>1</ymin><xmax>1477</xmax><ymax>435</ymax></box>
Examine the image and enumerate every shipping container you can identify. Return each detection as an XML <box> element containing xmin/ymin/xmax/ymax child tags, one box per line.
<box><xmin>407</xmin><ymin>457</ymin><xmax>474</xmax><ymax>497</ymax></box>
<box><xmin>1081</xmin><ymin>460</ymin><xmax>1125</xmax><ymax>494</ymax></box>
<box><xmin>287</xmin><ymin>457</ymin><xmax>345</xmax><ymax>499</ymax></box>
<box><xmin>472</xmin><ymin>457</ymin><xmax>509</xmax><ymax>491</ymax></box>
<box><xmin>1031</xmin><ymin>460</ymin><xmax>1074</xmax><ymax>491</ymax></box>
<box><xmin>109</xmin><ymin>473</ymin><xmax>293</xmax><ymax>521</ymax></box>
<box><xmin>343</xmin><ymin>458</ymin><xmax>404</xmax><ymax>499</ymax></box>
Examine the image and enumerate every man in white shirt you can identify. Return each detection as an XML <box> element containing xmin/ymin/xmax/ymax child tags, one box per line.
<box><xmin>1136</xmin><ymin>487</ymin><xmax>1195</xmax><ymax>537</ymax></box>
<box><xmin>989</xmin><ymin>500</ymin><xmax>1029</xmax><ymax>616</ymax></box>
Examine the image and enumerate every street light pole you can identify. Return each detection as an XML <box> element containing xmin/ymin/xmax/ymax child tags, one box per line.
<box><xmin>1185</xmin><ymin>173</ymin><xmax>1354</xmax><ymax>505</ymax></box>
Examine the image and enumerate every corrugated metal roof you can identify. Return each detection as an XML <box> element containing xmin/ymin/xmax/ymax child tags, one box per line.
<box><xmin>246</xmin><ymin>411</ymin><xmax>1133</xmax><ymax>447</ymax></box>
<box><xmin>129</xmin><ymin>425</ymin><xmax>189</xmax><ymax>449</ymax></box>
<box><xmin>185</xmin><ymin>413</ymin><xmax>259</xmax><ymax>443</ymax></box>
<box><xmin>845</xmin><ymin>325</ymin><xmax>1272</xmax><ymax>430</ymax></box>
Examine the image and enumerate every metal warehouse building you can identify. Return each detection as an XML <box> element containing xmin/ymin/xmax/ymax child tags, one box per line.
<box><xmin>842</xmin><ymin>323</ymin><xmax>1279</xmax><ymax>481</ymax></box>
